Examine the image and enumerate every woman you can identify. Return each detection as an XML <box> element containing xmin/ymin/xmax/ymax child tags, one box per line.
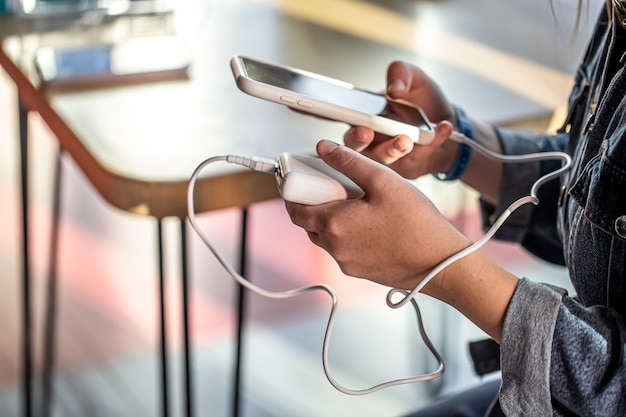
<box><xmin>285</xmin><ymin>1</ymin><xmax>626</xmax><ymax>415</ymax></box>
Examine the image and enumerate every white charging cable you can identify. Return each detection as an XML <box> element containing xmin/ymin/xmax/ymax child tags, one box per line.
<box><xmin>385</xmin><ymin>132</ymin><xmax>572</xmax><ymax>309</ymax></box>
<box><xmin>187</xmin><ymin>156</ymin><xmax>444</xmax><ymax>395</ymax></box>
<box><xmin>186</xmin><ymin>135</ymin><xmax>571</xmax><ymax>396</ymax></box>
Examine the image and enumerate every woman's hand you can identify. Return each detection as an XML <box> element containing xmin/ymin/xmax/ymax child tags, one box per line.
<box><xmin>285</xmin><ymin>140</ymin><xmax>519</xmax><ymax>341</ymax></box>
<box><xmin>344</xmin><ymin>61</ymin><xmax>460</xmax><ymax>179</ymax></box>
<box><xmin>285</xmin><ymin>140</ymin><xmax>471</xmax><ymax>291</ymax></box>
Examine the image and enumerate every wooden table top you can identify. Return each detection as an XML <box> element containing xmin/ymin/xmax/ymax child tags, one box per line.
<box><xmin>0</xmin><ymin>0</ymin><xmax>601</xmax><ymax>218</ymax></box>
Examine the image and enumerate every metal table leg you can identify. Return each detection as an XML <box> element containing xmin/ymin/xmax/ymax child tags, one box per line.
<box><xmin>41</xmin><ymin>148</ymin><xmax>63</xmax><ymax>417</ymax></box>
<box><xmin>18</xmin><ymin>99</ymin><xmax>32</xmax><ymax>417</ymax></box>
<box><xmin>157</xmin><ymin>220</ymin><xmax>170</xmax><ymax>417</ymax></box>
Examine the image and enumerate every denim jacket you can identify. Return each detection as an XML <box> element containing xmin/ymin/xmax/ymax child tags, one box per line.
<box><xmin>479</xmin><ymin>7</ymin><xmax>626</xmax><ymax>416</ymax></box>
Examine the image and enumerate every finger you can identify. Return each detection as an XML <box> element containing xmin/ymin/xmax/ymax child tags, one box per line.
<box><xmin>344</xmin><ymin>126</ymin><xmax>375</xmax><ymax>152</ymax></box>
<box><xmin>285</xmin><ymin>200</ymin><xmax>337</xmax><ymax>249</ymax></box>
<box><xmin>362</xmin><ymin>134</ymin><xmax>414</xmax><ymax>165</ymax></box>
<box><xmin>284</xmin><ymin>201</ymin><xmax>311</xmax><ymax>229</ymax></box>
<box><xmin>432</xmin><ymin>120</ymin><xmax>454</xmax><ymax>148</ymax></box>
<box><xmin>384</xmin><ymin>121</ymin><xmax>453</xmax><ymax>177</ymax></box>
<box><xmin>305</xmin><ymin>230</ymin><xmax>321</xmax><ymax>247</ymax></box>
<box><xmin>386</xmin><ymin>61</ymin><xmax>412</xmax><ymax>98</ymax></box>
<box><xmin>386</xmin><ymin>61</ymin><xmax>432</xmax><ymax>99</ymax></box>
<box><xmin>316</xmin><ymin>140</ymin><xmax>390</xmax><ymax>193</ymax></box>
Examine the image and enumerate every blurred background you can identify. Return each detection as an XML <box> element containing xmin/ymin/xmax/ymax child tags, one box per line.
<box><xmin>0</xmin><ymin>0</ymin><xmax>601</xmax><ymax>416</ymax></box>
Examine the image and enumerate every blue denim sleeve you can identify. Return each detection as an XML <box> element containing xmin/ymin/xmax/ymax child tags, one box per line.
<box><xmin>479</xmin><ymin>128</ymin><xmax>569</xmax><ymax>264</ymax></box>
<box><xmin>499</xmin><ymin>279</ymin><xmax>626</xmax><ymax>416</ymax></box>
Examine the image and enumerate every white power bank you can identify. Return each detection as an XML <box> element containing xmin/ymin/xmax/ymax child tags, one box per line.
<box><xmin>275</xmin><ymin>153</ymin><xmax>364</xmax><ymax>205</ymax></box>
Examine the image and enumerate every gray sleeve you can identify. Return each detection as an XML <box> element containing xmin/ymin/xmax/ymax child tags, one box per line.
<box><xmin>549</xmin><ymin>298</ymin><xmax>626</xmax><ymax>415</ymax></box>
<box><xmin>498</xmin><ymin>278</ymin><xmax>565</xmax><ymax>416</ymax></box>
<box><xmin>499</xmin><ymin>279</ymin><xmax>626</xmax><ymax>416</ymax></box>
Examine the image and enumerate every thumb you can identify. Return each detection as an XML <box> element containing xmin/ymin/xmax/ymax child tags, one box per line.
<box><xmin>316</xmin><ymin>140</ymin><xmax>388</xmax><ymax>193</ymax></box>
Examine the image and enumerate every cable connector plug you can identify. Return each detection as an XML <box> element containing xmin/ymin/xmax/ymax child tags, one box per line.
<box><xmin>227</xmin><ymin>155</ymin><xmax>276</xmax><ymax>173</ymax></box>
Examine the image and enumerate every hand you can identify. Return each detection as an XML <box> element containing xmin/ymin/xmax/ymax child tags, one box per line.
<box><xmin>344</xmin><ymin>61</ymin><xmax>459</xmax><ymax>179</ymax></box>
<box><xmin>285</xmin><ymin>140</ymin><xmax>472</xmax><ymax>291</ymax></box>
<box><xmin>286</xmin><ymin>140</ymin><xmax>519</xmax><ymax>342</ymax></box>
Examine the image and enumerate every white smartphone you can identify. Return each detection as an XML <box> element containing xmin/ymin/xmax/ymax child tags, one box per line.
<box><xmin>35</xmin><ymin>36</ymin><xmax>190</xmax><ymax>90</ymax></box>
<box><xmin>230</xmin><ymin>55</ymin><xmax>435</xmax><ymax>144</ymax></box>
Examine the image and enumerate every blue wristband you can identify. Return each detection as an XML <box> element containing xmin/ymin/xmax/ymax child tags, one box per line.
<box><xmin>434</xmin><ymin>106</ymin><xmax>473</xmax><ymax>181</ymax></box>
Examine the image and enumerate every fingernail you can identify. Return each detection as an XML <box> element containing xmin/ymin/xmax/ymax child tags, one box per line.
<box><xmin>393</xmin><ymin>136</ymin><xmax>412</xmax><ymax>153</ymax></box>
<box><xmin>318</xmin><ymin>140</ymin><xmax>340</xmax><ymax>155</ymax></box>
<box><xmin>435</xmin><ymin>121</ymin><xmax>453</xmax><ymax>137</ymax></box>
<box><xmin>394</xmin><ymin>139</ymin><xmax>406</xmax><ymax>152</ymax></box>
<box><xmin>387</xmin><ymin>79</ymin><xmax>406</xmax><ymax>95</ymax></box>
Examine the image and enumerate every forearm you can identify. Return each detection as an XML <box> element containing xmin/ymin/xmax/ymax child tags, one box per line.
<box><xmin>422</xmin><ymin>250</ymin><xmax>519</xmax><ymax>342</ymax></box>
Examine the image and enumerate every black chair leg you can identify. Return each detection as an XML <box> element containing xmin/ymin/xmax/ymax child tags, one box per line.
<box><xmin>233</xmin><ymin>207</ymin><xmax>249</xmax><ymax>417</ymax></box>
<box><xmin>41</xmin><ymin>147</ymin><xmax>63</xmax><ymax>417</ymax></box>
<box><xmin>180</xmin><ymin>218</ymin><xmax>193</xmax><ymax>417</ymax></box>
<box><xmin>158</xmin><ymin>218</ymin><xmax>194</xmax><ymax>417</ymax></box>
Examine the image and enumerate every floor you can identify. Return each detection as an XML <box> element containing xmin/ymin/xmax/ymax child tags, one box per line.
<box><xmin>0</xmin><ymin>0</ymin><xmax>592</xmax><ymax>416</ymax></box>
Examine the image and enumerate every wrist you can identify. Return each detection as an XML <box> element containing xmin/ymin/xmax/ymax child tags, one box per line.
<box><xmin>424</xmin><ymin>250</ymin><xmax>519</xmax><ymax>342</ymax></box>
<box><xmin>433</xmin><ymin>106</ymin><xmax>473</xmax><ymax>181</ymax></box>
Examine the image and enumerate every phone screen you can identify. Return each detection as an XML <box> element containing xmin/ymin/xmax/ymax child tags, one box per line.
<box><xmin>240</xmin><ymin>57</ymin><xmax>429</xmax><ymax>128</ymax></box>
